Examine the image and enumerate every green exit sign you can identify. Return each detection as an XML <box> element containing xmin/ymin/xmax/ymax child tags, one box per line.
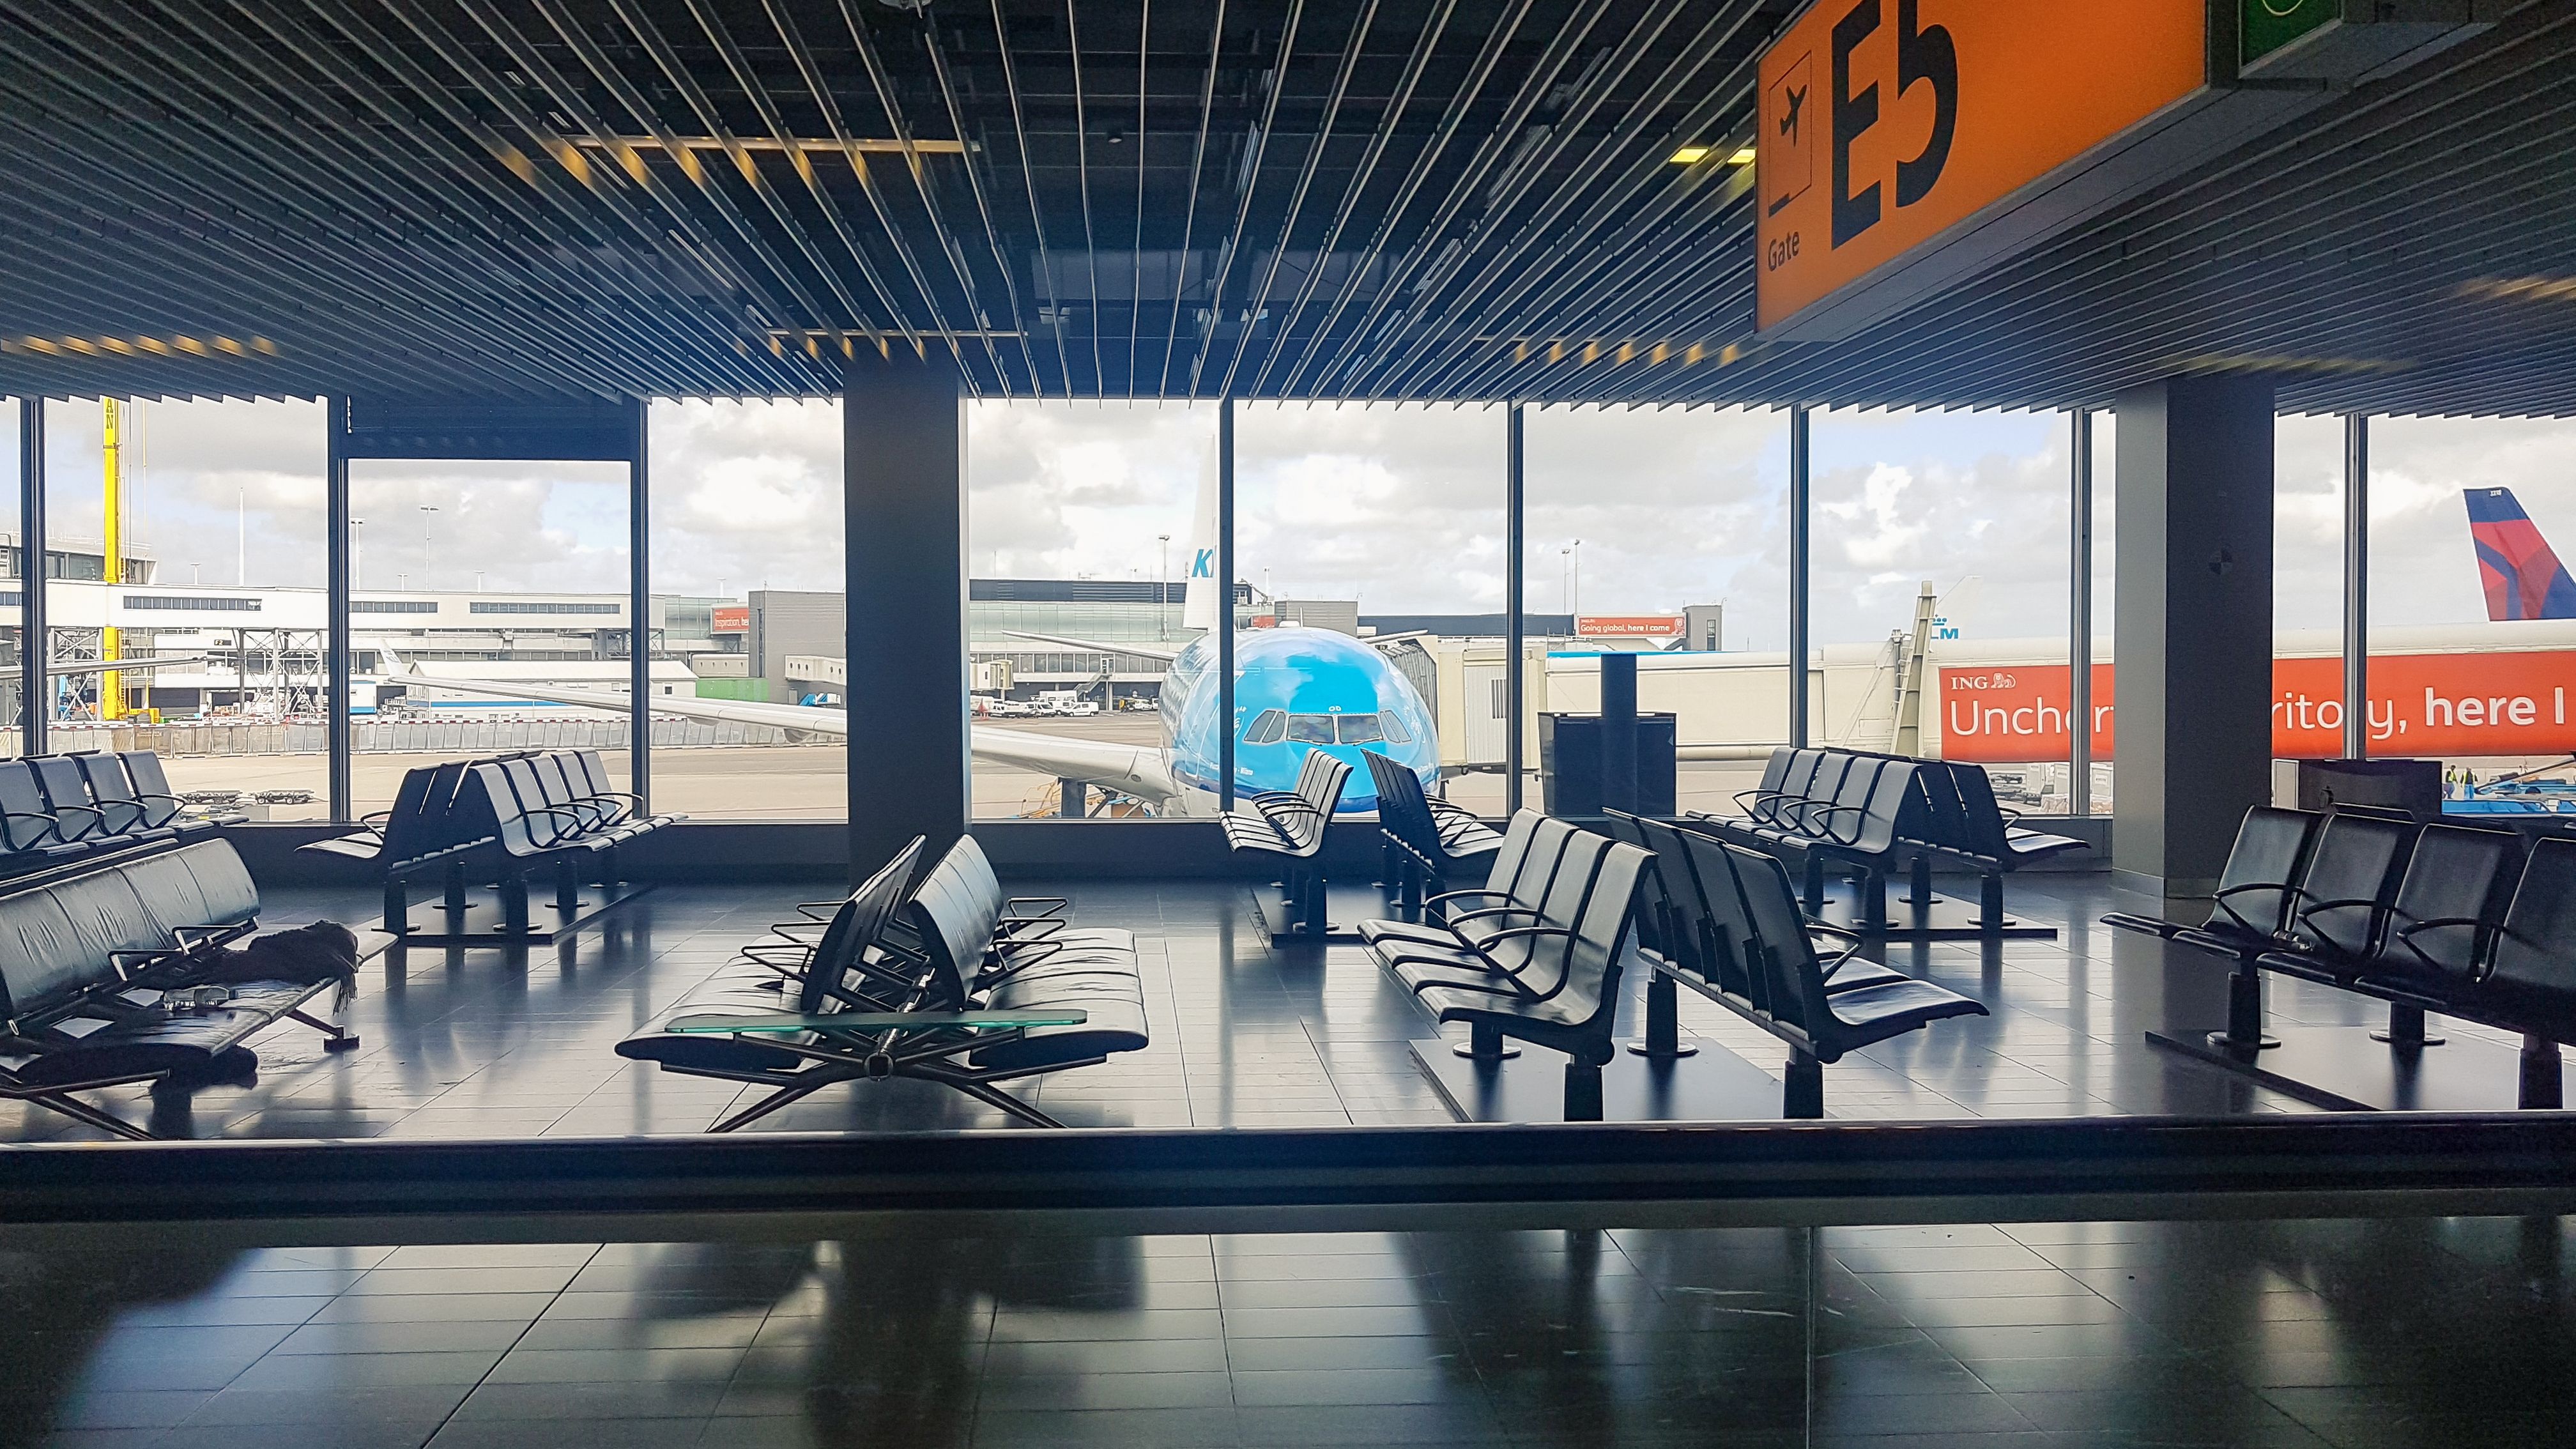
<box><xmin>2242</xmin><ymin>0</ymin><xmax>2341</xmax><ymax>66</ymax></box>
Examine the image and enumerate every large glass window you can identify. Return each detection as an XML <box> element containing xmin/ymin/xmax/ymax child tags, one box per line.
<box><xmin>38</xmin><ymin>399</ymin><xmax>330</xmax><ymax>817</ymax></box>
<box><xmin>2363</xmin><ymin>416</ymin><xmax>2576</xmax><ymax>813</ymax></box>
<box><xmin>1524</xmin><ymin>404</ymin><xmax>1789</xmax><ymax>815</ymax></box>
<box><xmin>965</xmin><ymin>401</ymin><xmax>1209</xmax><ymax>820</ymax></box>
<box><xmin>1237</xmin><ymin>403</ymin><xmax>1503</xmax><ymax>817</ymax></box>
<box><xmin>2273</xmin><ymin>414</ymin><xmax>2349</xmax><ymax>762</ymax></box>
<box><xmin>648</xmin><ymin>399</ymin><xmax>845</xmax><ymax>821</ymax></box>
<box><xmin>1813</xmin><ymin>409</ymin><xmax>2073</xmax><ymax>811</ymax></box>
<box><xmin>341</xmin><ymin>457</ymin><xmax>631</xmax><ymax>817</ymax></box>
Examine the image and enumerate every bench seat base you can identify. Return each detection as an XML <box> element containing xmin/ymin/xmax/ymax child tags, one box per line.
<box><xmin>1410</xmin><ymin>1034</ymin><xmax>1783</xmax><ymax>1124</ymax></box>
<box><xmin>2147</xmin><ymin>1022</ymin><xmax>2576</xmax><ymax>1112</ymax></box>
<box><xmin>1806</xmin><ymin>878</ymin><xmax>2058</xmax><ymax>942</ymax></box>
<box><xmin>391</xmin><ymin>880</ymin><xmax>654</xmax><ymax>946</ymax></box>
<box><xmin>1252</xmin><ymin>879</ymin><xmax>1377</xmax><ymax>944</ymax></box>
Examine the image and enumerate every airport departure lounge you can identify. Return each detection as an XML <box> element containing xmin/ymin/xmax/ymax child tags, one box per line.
<box><xmin>4</xmin><ymin>1</ymin><xmax>2576</xmax><ymax>1445</ymax></box>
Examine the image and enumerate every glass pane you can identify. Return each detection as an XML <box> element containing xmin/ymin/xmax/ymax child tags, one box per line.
<box><xmin>965</xmin><ymin>400</ymin><xmax>1211</xmax><ymax>820</ymax></box>
<box><xmin>1526</xmin><ymin>405</ymin><xmax>1788</xmax><ymax>816</ymax></box>
<box><xmin>1809</xmin><ymin>409</ymin><xmax>2073</xmax><ymax>811</ymax></box>
<box><xmin>2363</xmin><ymin>416</ymin><xmax>2576</xmax><ymax>815</ymax></box>
<box><xmin>2274</xmin><ymin>414</ymin><xmax>2348</xmax><ymax>762</ymax></box>
<box><xmin>648</xmin><ymin>399</ymin><xmax>845</xmax><ymax>820</ymax></box>
<box><xmin>1238</xmin><ymin>402</ymin><xmax>1501</xmax><ymax>816</ymax></box>
<box><xmin>343</xmin><ymin>457</ymin><xmax>630</xmax><ymax>817</ymax></box>
<box><xmin>1337</xmin><ymin>714</ymin><xmax>1383</xmax><ymax>746</ymax></box>
<box><xmin>40</xmin><ymin>399</ymin><xmax>328</xmax><ymax>816</ymax></box>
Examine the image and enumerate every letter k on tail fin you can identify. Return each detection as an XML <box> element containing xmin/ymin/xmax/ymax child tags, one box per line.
<box><xmin>2466</xmin><ymin>487</ymin><xmax>2576</xmax><ymax>621</ymax></box>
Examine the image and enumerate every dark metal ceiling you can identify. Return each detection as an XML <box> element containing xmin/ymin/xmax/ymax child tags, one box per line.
<box><xmin>0</xmin><ymin>0</ymin><xmax>2570</xmax><ymax>413</ymax></box>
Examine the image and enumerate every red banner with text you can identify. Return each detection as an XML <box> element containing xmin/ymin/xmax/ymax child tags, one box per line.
<box><xmin>1937</xmin><ymin>652</ymin><xmax>2576</xmax><ymax>763</ymax></box>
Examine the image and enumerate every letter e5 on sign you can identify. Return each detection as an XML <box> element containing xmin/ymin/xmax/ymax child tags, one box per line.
<box><xmin>1755</xmin><ymin>0</ymin><xmax>2207</xmax><ymax>332</ymax></box>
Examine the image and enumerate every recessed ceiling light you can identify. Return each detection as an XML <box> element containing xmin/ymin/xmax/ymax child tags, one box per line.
<box><xmin>1728</xmin><ymin>147</ymin><xmax>1758</xmax><ymax>165</ymax></box>
<box><xmin>1667</xmin><ymin>146</ymin><xmax>1710</xmax><ymax>165</ymax></box>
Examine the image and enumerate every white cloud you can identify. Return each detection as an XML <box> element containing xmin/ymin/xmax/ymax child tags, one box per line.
<box><xmin>0</xmin><ymin>395</ymin><xmax>2561</xmax><ymax>640</ymax></box>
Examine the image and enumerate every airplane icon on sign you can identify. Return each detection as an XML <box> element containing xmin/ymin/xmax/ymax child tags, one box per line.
<box><xmin>1779</xmin><ymin>84</ymin><xmax>1806</xmax><ymax>144</ymax></box>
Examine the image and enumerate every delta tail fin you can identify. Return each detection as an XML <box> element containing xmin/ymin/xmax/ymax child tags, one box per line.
<box><xmin>2466</xmin><ymin>487</ymin><xmax>2576</xmax><ymax>621</ymax></box>
<box><xmin>1181</xmin><ymin>436</ymin><xmax>1222</xmax><ymax>631</ymax></box>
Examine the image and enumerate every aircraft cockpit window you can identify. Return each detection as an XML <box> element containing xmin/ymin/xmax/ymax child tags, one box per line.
<box><xmin>1286</xmin><ymin>714</ymin><xmax>1337</xmax><ymax>744</ymax></box>
<box><xmin>1336</xmin><ymin>714</ymin><xmax>1385</xmax><ymax>745</ymax></box>
<box><xmin>1246</xmin><ymin>709</ymin><xmax>1287</xmax><ymax>745</ymax></box>
<box><xmin>1379</xmin><ymin>712</ymin><xmax>1413</xmax><ymax>744</ymax></box>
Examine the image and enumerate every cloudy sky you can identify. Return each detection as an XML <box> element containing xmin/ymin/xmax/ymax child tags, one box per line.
<box><xmin>0</xmin><ymin>396</ymin><xmax>2564</xmax><ymax>643</ymax></box>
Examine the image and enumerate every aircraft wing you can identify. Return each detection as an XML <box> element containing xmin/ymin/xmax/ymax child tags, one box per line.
<box><xmin>970</xmin><ymin>725</ymin><xmax>1179</xmax><ymax>801</ymax></box>
<box><xmin>381</xmin><ymin>657</ymin><xmax>1183</xmax><ymax>804</ymax></box>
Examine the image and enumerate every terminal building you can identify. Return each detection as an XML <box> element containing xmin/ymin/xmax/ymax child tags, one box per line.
<box><xmin>3</xmin><ymin>2</ymin><xmax>2575</xmax><ymax>1445</ymax></box>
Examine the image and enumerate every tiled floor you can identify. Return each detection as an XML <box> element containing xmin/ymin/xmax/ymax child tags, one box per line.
<box><xmin>6</xmin><ymin>867</ymin><xmax>2539</xmax><ymax>1142</ymax></box>
<box><xmin>11</xmin><ymin>1215</ymin><xmax>2576</xmax><ymax>1447</ymax></box>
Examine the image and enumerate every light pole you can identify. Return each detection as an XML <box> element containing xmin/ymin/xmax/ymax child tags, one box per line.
<box><xmin>420</xmin><ymin>505</ymin><xmax>438</xmax><ymax>588</ymax></box>
<box><xmin>350</xmin><ymin>518</ymin><xmax>364</xmax><ymax>591</ymax></box>
<box><xmin>1157</xmin><ymin>533</ymin><xmax>1172</xmax><ymax>638</ymax></box>
<box><xmin>1570</xmin><ymin>539</ymin><xmax>1582</xmax><ymax>618</ymax></box>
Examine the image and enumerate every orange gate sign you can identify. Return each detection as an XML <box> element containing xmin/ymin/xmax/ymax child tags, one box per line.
<box><xmin>1756</xmin><ymin>0</ymin><xmax>2208</xmax><ymax>332</ymax></box>
<box><xmin>1938</xmin><ymin>654</ymin><xmax>2576</xmax><ymax>763</ymax></box>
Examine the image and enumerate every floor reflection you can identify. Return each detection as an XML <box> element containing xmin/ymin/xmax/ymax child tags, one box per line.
<box><xmin>2</xmin><ymin>1216</ymin><xmax>2571</xmax><ymax>1445</ymax></box>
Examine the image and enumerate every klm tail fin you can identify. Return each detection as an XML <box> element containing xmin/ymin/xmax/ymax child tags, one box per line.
<box><xmin>2466</xmin><ymin>487</ymin><xmax>2576</xmax><ymax>622</ymax></box>
<box><xmin>1181</xmin><ymin>436</ymin><xmax>1222</xmax><ymax>631</ymax></box>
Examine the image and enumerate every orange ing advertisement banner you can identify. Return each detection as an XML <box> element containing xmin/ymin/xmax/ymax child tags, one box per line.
<box><xmin>1938</xmin><ymin>654</ymin><xmax>2576</xmax><ymax>763</ymax></box>
<box><xmin>1577</xmin><ymin>615</ymin><xmax>1683</xmax><ymax>638</ymax></box>
<box><xmin>1754</xmin><ymin>0</ymin><xmax>2207</xmax><ymax>331</ymax></box>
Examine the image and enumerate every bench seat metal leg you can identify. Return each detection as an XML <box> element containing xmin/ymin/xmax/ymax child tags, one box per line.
<box><xmin>1784</xmin><ymin>1051</ymin><xmax>1824</xmax><ymax>1119</ymax></box>
<box><xmin>1563</xmin><ymin>1057</ymin><xmax>1605</xmax><ymax>1122</ymax></box>
<box><xmin>444</xmin><ymin>860</ymin><xmax>469</xmax><ymax>914</ymax></box>
<box><xmin>2209</xmin><ymin>962</ymin><xmax>2278</xmax><ymax>1052</ymax></box>
<box><xmin>2521</xmin><ymin>1036</ymin><xmax>2563</xmax><ymax>1110</ymax></box>
<box><xmin>2373</xmin><ymin>1002</ymin><xmax>2444</xmax><ymax>1049</ymax></box>
<box><xmin>382</xmin><ymin>875</ymin><xmax>408</xmax><ymax>937</ymax></box>
<box><xmin>1455</xmin><ymin>1020</ymin><xmax>1520</xmax><ymax>1060</ymax></box>
<box><xmin>1627</xmin><ymin>971</ymin><xmax>1698</xmax><ymax>1059</ymax></box>
<box><xmin>1902</xmin><ymin>854</ymin><xmax>1935</xmax><ymax>908</ymax></box>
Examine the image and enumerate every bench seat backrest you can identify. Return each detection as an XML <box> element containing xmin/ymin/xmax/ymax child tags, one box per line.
<box><xmin>904</xmin><ymin>836</ymin><xmax>1011</xmax><ymax>1004</ymax></box>
<box><xmin>1762</xmin><ymin>751</ymin><xmax>1823</xmax><ymax>823</ymax></box>
<box><xmin>1943</xmin><ymin>764</ymin><xmax>2017</xmax><ymax>858</ymax></box>
<box><xmin>1844</xmin><ymin>762</ymin><xmax>1918</xmax><ymax>854</ymax></box>
<box><xmin>119</xmin><ymin>752</ymin><xmax>183</xmax><ymax>825</ymax></box>
<box><xmin>1726</xmin><ymin>843</ymin><xmax>1830</xmax><ymax>1035</ymax></box>
<box><xmin>76</xmin><ymin>756</ymin><xmax>150</xmax><ymax>836</ymax></box>
<box><xmin>2290</xmin><ymin>813</ymin><xmax>2416</xmax><ymax>960</ymax></box>
<box><xmin>801</xmin><ymin>837</ymin><xmax>927</xmax><ymax>1014</ymax></box>
<box><xmin>1503</xmin><ymin>829</ymin><xmax>1613</xmax><ymax>986</ymax></box>
<box><xmin>1475</xmin><ymin>811</ymin><xmax>1543</xmax><ymax>900</ymax></box>
<box><xmin>2485</xmin><ymin>838</ymin><xmax>2576</xmax><ymax>1005</ymax></box>
<box><xmin>1795</xmin><ymin>755</ymin><xmax>1854</xmax><ymax>830</ymax></box>
<box><xmin>1544</xmin><ymin>838</ymin><xmax>1652</xmax><ymax>1038</ymax></box>
<box><xmin>2382</xmin><ymin>824</ymin><xmax>2523</xmax><ymax>986</ymax></box>
<box><xmin>1908</xmin><ymin>764</ymin><xmax>1974</xmax><ymax>852</ymax></box>
<box><xmin>27</xmin><ymin>758</ymin><xmax>102</xmax><ymax>841</ymax></box>
<box><xmin>0</xmin><ymin>762</ymin><xmax>62</xmax><ymax>852</ymax></box>
<box><xmin>1362</xmin><ymin>751</ymin><xmax>1440</xmax><ymax>862</ymax></box>
<box><xmin>1812</xmin><ymin>756</ymin><xmax>1885</xmax><ymax>841</ymax></box>
<box><xmin>0</xmin><ymin>889</ymin><xmax>109</xmax><ymax>1023</ymax></box>
<box><xmin>2209</xmin><ymin>808</ymin><xmax>2322</xmax><ymax>936</ymax></box>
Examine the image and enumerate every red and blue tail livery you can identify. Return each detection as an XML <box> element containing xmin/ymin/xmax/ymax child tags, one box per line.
<box><xmin>2466</xmin><ymin>487</ymin><xmax>2576</xmax><ymax>622</ymax></box>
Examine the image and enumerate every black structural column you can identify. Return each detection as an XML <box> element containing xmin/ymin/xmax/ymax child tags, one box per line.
<box><xmin>1786</xmin><ymin>405</ymin><xmax>1811</xmax><ymax>747</ymax></box>
<box><xmin>1216</xmin><ymin>399</ymin><xmax>1238</xmax><ymax>813</ymax></box>
<box><xmin>326</xmin><ymin>397</ymin><xmax>353</xmax><ymax>822</ymax></box>
<box><xmin>1504</xmin><ymin>402</ymin><xmax>1526</xmax><ymax>816</ymax></box>
<box><xmin>2342</xmin><ymin>414</ymin><xmax>2369</xmax><ymax>760</ymax></box>
<box><xmin>2069</xmin><ymin>409</ymin><xmax>2093</xmax><ymax>816</ymax></box>
<box><xmin>2112</xmin><ymin>376</ymin><xmax>2276</xmax><ymax>898</ymax></box>
<box><xmin>629</xmin><ymin>401</ymin><xmax>652</xmax><ymax>809</ymax></box>
<box><xmin>845</xmin><ymin>347</ymin><xmax>968</xmax><ymax>878</ymax></box>
<box><xmin>18</xmin><ymin>398</ymin><xmax>45</xmax><ymax>755</ymax></box>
